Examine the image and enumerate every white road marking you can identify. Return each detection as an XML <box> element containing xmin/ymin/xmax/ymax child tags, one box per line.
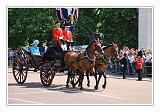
<box><xmin>8</xmin><ymin>98</ymin><xmax>43</xmax><ymax>104</ymax></box>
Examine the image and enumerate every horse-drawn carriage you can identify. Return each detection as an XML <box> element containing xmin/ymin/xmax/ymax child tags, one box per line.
<box><xmin>12</xmin><ymin>33</ymin><xmax>119</xmax><ymax>90</ymax></box>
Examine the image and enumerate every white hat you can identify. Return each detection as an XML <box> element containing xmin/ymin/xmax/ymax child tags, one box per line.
<box><xmin>31</xmin><ymin>40</ymin><xmax>39</xmax><ymax>45</ymax></box>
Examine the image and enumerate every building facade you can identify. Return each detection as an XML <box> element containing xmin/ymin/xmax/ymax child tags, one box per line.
<box><xmin>138</xmin><ymin>8</ymin><xmax>152</xmax><ymax>50</ymax></box>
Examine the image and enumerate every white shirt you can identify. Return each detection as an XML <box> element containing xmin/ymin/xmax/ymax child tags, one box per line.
<box><xmin>128</xmin><ymin>55</ymin><xmax>135</xmax><ymax>63</ymax></box>
<box><xmin>144</xmin><ymin>54</ymin><xmax>152</xmax><ymax>62</ymax></box>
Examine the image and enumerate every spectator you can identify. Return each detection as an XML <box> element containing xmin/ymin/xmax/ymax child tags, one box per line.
<box><xmin>118</xmin><ymin>50</ymin><xmax>124</xmax><ymax>60</ymax></box>
<box><xmin>141</xmin><ymin>48</ymin><xmax>147</xmax><ymax>59</ymax></box>
<box><xmin>144</xmin><ymin>50</ymin><xmax>152</xmax><ymax>74</ymax></box>
<box><xmin>120</xmin><ymin>53</ymin><xmax>129</xmax><ymax>79</ymax></box>
<box><xmin>8</xmin><ymin>48</ymin><xmax>16</xmax><ymax>67</ymax></box>
<box><xmin>128</xmin><ymin>52</ymin><xmax>136</xmax><ymax>75</ymax></box>
<box><xmin>123</xmin><ymin>46</ymin><xmax>129</xmax><ymax>55</ymax></box>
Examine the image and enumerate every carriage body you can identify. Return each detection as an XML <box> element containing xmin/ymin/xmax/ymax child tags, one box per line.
<box><xmin>12</xmin><ymin>44</ymin><xmax>80</xmax><ymax>87</ymax></box>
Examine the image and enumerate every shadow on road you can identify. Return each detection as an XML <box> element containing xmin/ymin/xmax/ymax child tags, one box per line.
<box><xmin>47</xmin><ymin>86</ymin><xmax>103</xmax><ymax>94</ymax></box>
<box><xmin>8</xmin><ymin>82</ymin><xmax>101</xmax><ymax>94</ymax></box>
<box><xmin>8</xmin><ymin>82</ymin><xmax>100</xmax><ymax>93</ymax></box>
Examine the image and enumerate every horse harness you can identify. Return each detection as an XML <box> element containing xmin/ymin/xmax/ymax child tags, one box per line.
<box><xmin>66</xmin><ymin>50</ymin><xmax>97</xmax><ymax>70</ymax></box>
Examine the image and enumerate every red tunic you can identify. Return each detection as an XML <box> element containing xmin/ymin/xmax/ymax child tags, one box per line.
<box><xmin>52</xmin><ymin>28</ymin><xmax>64</xmax><ymax>46</ymax></box>
<box><xmin>63</xmin><ymin>31</ymin><xmax>73</xmax><ymax>41</ymax></box>
<box><xmin>136</xmin><ymin>57</ymin><xmax>143</xmax><ymax>69</ymax></box>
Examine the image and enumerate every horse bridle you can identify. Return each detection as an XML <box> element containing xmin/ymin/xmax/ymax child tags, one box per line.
<box><xmin>97</xmin><ymin>45</ymin><xmax>118</xmax><ymax>65</ymax></box>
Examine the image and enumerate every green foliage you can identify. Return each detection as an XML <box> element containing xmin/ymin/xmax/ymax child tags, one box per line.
<box><xmin>8</xmin><ymin>8</ymin><xmax>138</xmax><ymax>49</ymax></box>
<box><xmin>8</xmin><ymin>8</ymin><xmax>56</xmax><ymax>48</ymax></box>
<box><xmin>74</xmin><ymin>8</ymin><xmax>138</xmax><ymax>48</ymax></box>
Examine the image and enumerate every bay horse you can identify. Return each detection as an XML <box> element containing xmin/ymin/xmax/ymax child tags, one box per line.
<box><xmin>86</xmin><ymin>43</ymin><xmax>119</xmax><ymax>90</ymax></box>
<box><xmin>64</xmin><ymin>40</ymin><xmax>104</xmax><ymax>90</ymax></box>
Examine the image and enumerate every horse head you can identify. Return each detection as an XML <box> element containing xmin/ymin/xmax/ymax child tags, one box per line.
<box><xmin>103</xmin><ymin>42</ymin><xmax>119</xmax><ymax>60</ymax></box>
<box><xmin>111</xmin><ymin>42</ymin><xmax>119</xmax><ymax>59</ymax></box>
<box><xmin>87</xmin><ymin>39</ymin><xmax>104</xmax><ymax>55</ymax></box>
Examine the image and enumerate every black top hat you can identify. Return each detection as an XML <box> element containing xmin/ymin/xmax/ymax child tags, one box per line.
<box><xmin>137</xmin><ymin>51</ymin><xmax>143</xmax><ymax>58</ymax></box>
<box><xmin>41</xmin><ymin>40</ymin><xmax>47</xmax><ymax>44</ymax></box>
<box><xmin>55</xmin><ymin>21</ymin><xmax>61</xmax><ymax>24</ymax></box>
<box><xmin>64</xmin><ymin>23</ymin><xmax>70</xmax><ymax>27</ymax></box>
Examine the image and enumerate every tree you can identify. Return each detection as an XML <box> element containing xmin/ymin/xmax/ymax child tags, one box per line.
<box><xmin>74</xmin><ymin>8</ymin><xmax>138</xmax><ymax>48</ymax></box>
<box><xmin>8</xmin><ymin>8</ymin><xmax>56</xmax><ymax>48</ymax></box>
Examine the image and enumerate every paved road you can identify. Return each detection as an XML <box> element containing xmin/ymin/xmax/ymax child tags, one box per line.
<box><xmin>8</xmin><ymin>68</ymin><xmax>152</xmax><ymax>105</ymax></box>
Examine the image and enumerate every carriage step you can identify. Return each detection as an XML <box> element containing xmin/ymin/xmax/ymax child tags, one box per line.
<box><xmin>54</xmin><ymin>63</ymin><xmax>61</xmax><ymax>67</ymax></box>
<box><xmin>55</xmin><ymin>60</ymin><xmax>61</xmax><ymax>63</ymax></box>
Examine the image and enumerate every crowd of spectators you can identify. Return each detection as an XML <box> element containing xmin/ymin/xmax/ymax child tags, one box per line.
<box><xmin>108</xmin><ymin>46</ymin><xmax>152</xmax><ymax>77</ymax></box>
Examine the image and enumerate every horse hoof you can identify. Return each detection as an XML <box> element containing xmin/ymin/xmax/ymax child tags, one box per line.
<box><xmin>102</xmin><ymin>85</ymin><xmax>106</xmax><ymax>89</ymax></box>
<box><xmin>80</xmin><ymin>87</ymin><xmax>83</xmax><ymax>90</ymax></box>
<box><xmin>72</xmin><ymin>85</ymin><xmax>76</xmax><ymax>88</ymax></box>
<box><xmin>66</xmin><ymin>85</ymin><xmax>69</xmax><ymax>88</ymax></box>
<box><xmin>87</xmin><ymin>83</ymin><xmax>90</xmax><ymax>87</ymax></box>
<box><xmin>94</xmin><ymin>86</ymin><xmax>98</xmax><ymax>90</ymax></box>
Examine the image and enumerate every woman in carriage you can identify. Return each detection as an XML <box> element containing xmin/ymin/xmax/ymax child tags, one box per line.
<box><xmin>30</xmin><ymin>40</ymin><xmax>41</xmax><ymax>56</ymax></box>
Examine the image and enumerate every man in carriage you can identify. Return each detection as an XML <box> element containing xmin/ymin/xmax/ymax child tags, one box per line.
<box><xmin>39</xmin><ymin>40</ymin><xmax>48</xmax><ymax>55</ymax></box>
<box><xmin>63</xmin><ymin>23</ymin><xmax>73</xmax><ymax>50</ymax></box>
<box><xmin>51</xmin><ymin>21</ymin><xmax>64</xmax><ymax>47</ymax></box>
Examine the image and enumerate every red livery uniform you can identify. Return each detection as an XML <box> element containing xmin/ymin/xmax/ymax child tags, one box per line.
<box><xmin>63</xmin><ymin>30</ymin><xmax>73</xmax><ymax>42</ymax></box>
<box><xmin>52</xmin><ymin>28</ymin><xmax>64</xmax><ymax>46</ymax></box>
<box><xmin>136</xmin><ymin>57</ymin><xmax>143</xmax><ymax>70</ymax></box>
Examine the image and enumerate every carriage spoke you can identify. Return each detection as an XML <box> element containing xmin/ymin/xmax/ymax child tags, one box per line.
<box><xmin>17</xmin><ymin>73</ymin><xmax>20</xmax><ymax>81</ymax></box>
<box><xmin>21</xmin><ymin>71</ymin><xmax>26</xmax><ymax>81</ymax></box>
<box><xmin>15</xmin><ymin>71</ymin><xmax>20</xmax><ymax>77</ymax></box>
<box><xmin>19</xmin><ymin>72</ymin><xmax>22</xmax><ymax>82</ymax></box>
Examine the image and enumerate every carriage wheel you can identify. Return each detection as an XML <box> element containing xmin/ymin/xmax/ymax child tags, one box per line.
<box><xmin>69</xmin><ymin>71</ymin><xmax>80</xmax><ymax>88</ymax></box>
<box><xmin>12</xmin><ymin>56</ymin><xmax>28</xmax><ymax>84</ymax></box>
<box><xmin>40</xmin><ymin>64</ymin><xmax>55</xmax><ymax>87</ymax></box>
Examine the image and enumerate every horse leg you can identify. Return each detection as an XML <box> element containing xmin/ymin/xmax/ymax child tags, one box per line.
<box><xmin>66</xmin><ymin>71</ymin><xmax>71</xmax><ymax>88</ymax></box>
<box><xmin>102</xmin><ymin>72</ymin><xmax>107</xmax><ymax>89</ymax></box>
<box><xmin>94</xmin><ymin>73</ymin><xmax>98</xmax><ymax>90</ymax></box>
<box><xmin>94</xmin><ymin>72</ymin><xmax>102</xmax><ymax>90</ymax></box>
<box><xmin>79</xmin><ymin>72</ymin><xmax>84</xmax><ymax>90</ymax></box>
<box><xmin>86</xmin><ymin>71</ymin><xmax>90</xmax><ymax>87</ymax></box>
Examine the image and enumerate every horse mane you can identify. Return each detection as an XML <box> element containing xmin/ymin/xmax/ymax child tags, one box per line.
<box><xmin>102</xmin><ymin>44</ymin><xmax>112</xmax><ymax>50</ymax></box>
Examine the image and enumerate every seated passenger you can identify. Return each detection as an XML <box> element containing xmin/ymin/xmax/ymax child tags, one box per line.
<box><xmin>30</xmin><ymin>40</ymin><xmax>40</xmax><ymax>56</ymax></box>
<box><xmin>63</xmin><ymin>23</ymin><xmax>73</xmax><ymax>50</ymax></box>
<box><xmin>39</xmin><ymin>41</ymin><xmax>48</xmax><ymax>55</ymax></box>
